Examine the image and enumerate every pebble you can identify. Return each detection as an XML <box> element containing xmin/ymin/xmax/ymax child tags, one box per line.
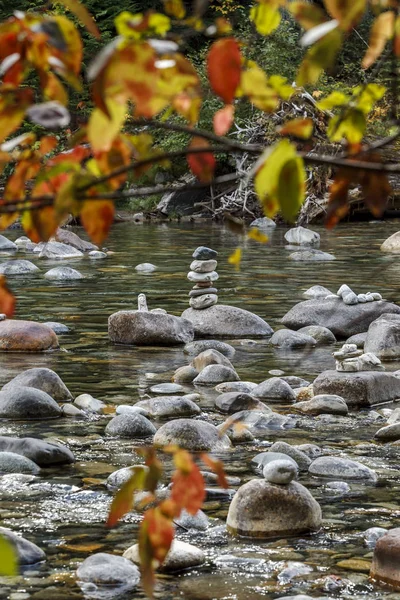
<box><xmin>88</xmin><ymin>251</ymin><xmax>107</xmax><ymax>259</ymax></box>
<box><xmin>263</xmin><ymin>459</ymin><xmax>298</xmax><ymax>484</ymax></box>
<box><xmin>190</xmin><ymin>259</ymin><xmax>217</xmax><ymax>273</ymax></box>
<box><xmin>187</xmin><ymin>270</ymin><xmax>219</xmax><ymax>283</ymax></box>
<box><xmin>74</xmin><ymin>393</ymin><xmax>106</xmax><ymax>414</ymax></box>
<box><xmin>192</xmin><ymin>246</ymin><xmax>218</xmax><ymax>260</ymax></box>
<box><xmin>343</xmin><ymin>291</ymin><xmax>359</xmax><ymax>305</ymax></box>
<box><xmin>189</xmin><ymin>294</ymin><xmax>218</xmax><ymax>309</ymax></box>
<box><xmin>135</xmin><ymin>263</ymin><xmax>156</xmax><ymax>272</ymax></box>
<box><xmin>189</xmin><ymin>287</ymin><xmax>218</xmax><ymax>297</ymax></box>
<box><xmin>149</xmin><ymin>383</ymin><xmax>184</xmax><ymax>394</ymax></box>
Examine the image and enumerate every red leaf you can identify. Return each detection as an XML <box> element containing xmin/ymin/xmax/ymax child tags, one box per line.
<box><xmin>213</xmin><ymin>104</ymin><xmax>234</xmax><ymax>136</ymax></box>
<box><xmin>171</xmin><ymin>449</ymin><xmax>205</xmax><ymax>514</ymax></box>
<box><xmin>187</xmin><ymin>137</ymin><xmax>215</xmax><ymax>182</ymax></box>
<box><xmin>80</xmin><ymin>199</ymin><xmax>114</xmax><ymax>245</ymax></box>
<box><xmin>0</xmin><ymin>276</ymin><xmax>15</xmax><ymax>317</ymax></box>
<box><xmin>207</xmin><ymin>38</ymin><xmax>241</xmax><ymax>103</ymax></box>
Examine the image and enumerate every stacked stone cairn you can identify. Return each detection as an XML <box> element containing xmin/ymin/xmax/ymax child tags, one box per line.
<box><xmin>328</xmin><ymin>284</ymin><xmax>383</xmax><ymax>305</ymax></box>
<box><xmin>334</xmin><ymin>343</ymin><xmax>384</xmax><ymax>372</ymax></box>
<box><xmin>187</xmin><ymin>246</ymin><xmax>219</xmax><ymax>310</ymax></box>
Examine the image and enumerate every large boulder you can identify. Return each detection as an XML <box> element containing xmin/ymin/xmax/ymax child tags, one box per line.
<box><xmin>381</xmin><ymin>231</ymin><xmax>400</xmax><ymax>253</ymax></box>
<box><xmin>36</xmin><ymin>241</ymin><xmax>84</xmax><ymax>259</ymax></box>
<box><xmin>226</xmin><ymin>478</ymin><xmax>322</xmax><ymax>537</ymax></box>
<box><xmin>181</xmin><ymin>305</ymin><xmax>273</xmax><ymax>338</ymax></box>
<box><xmin>2</xmin><ymin>368</ymin><xmax>72</xmax><ymax>402</ymax></box>
<box><xmin>154</xmin><ymin>419</ymin><xmax>231</xmax><ymax>451</ymax></box>
<box><xmin>313</xmin><ymin>370</ymin><xmax>400</xmax><ymax>407</ymax></box>
<box><xmin>0</xmin><ymin>260</ymin><xmax>40</xmax><ymax>275</ymax></box>
<box><xmin>0</xmin><ymin>527</ymin><xmax>45</xmax><ymax>564</ymax></box>
<box><xmin>0</xmin><ymin>386</ymin><xmax>61</xmax><ymax>419</ymax></box>
<box><xmin>282</xmin><ymin>298</ymin><xmax>400</xmax><ymax>338</ymax></box>
<box><xmin>371</xmin><ymin>528</ymin><xmax>400</xmax><ymax>587</ymax></box>
<box><xmin>0</xmin><ymin>436</ymin><xmax>74</xmax><ymax>465</ymax></box>
<box><xmin>55</xmin><ymin>228</ymin><xmax>98</xmax><ymax>252</ymax></box>
<box><xmin>108</xmin><ymin>311</ymin><xmax>194</xmax><ymax>346</ymax></box>
<box><xmin>0</xmin><ymin>320</ymin><xmax>59</xmax><ymax>352</ymax></box>
<box><xmin>364</xmin><ymin>314</ymin><xmax>400</xmax><ymax>360</ymax></box>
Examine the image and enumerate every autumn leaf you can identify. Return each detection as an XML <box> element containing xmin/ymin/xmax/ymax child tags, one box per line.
<box><xmin>395</xmin><ymin>15</ymin><xmax>400</xmax><ymax>57</ymax></box>
<box><xmin>297</xmin><ymin>28</ymin><xmax>342</xmax><ymax>86</ymax></box>
<box><xmin>250</xmin><ymin>0</ymin><xmax>281</xmax><ymax>36</ymax></box>
<box><xmin>55</xmin><ymin>0</ymin><xmax>101</xmax><ymax>38</ymax></box>
<box><xmin>139</xmin><ymin>505</ymin><xmax>174</xmax><ymax>598</ymax></box>
<box><xmin>247</xmin><ymin>227</ymin><xmax>268</xmax><ymax>243</ymax></box>
<box><xmin>170</xmin><ymin>449</ymin><xmax>205</xmax><ymax>515</ymax></box>
<box><xmin>325</xmin><ymin>173</ymin><xmax>351</xmax><ymax>229</ymax></box>
<box><xmin>289</xmin><ymin>1</ymin><xmax>327</xmax><ymax>30</ymax></box>
<box><xmin>207</xmin><ymin>38</ymin><xmax>241</xmax><ymax>103</ymax></box>
<box><xmin>163</xmin><ymin>0</ymin><xmax>186</xmax><ymax>19</ymax></box>
<box><xmin>213</xmin><ymin>104</ymin><xmax>234</xmax><ymax>136</ymax></box>
<box><xmin>228</xmin><ymin>247</ymin><xmax>242</xmax><ymax>269</ymax></box>
<box><xmin>107</xmin><ymin>466</ymin><xmax>148</xmax><ymax>527</ymax></box>
<box><xmin>21</xmin><ymin>207</ymin><xmax>60</xmax><ymax>243</ymax></box>
<box><xmin>324</xmin><ymin>0</ymin><xmax>366</xmax><ymax>30</ymax></box>
<box><xmin>0</xmin><ymin>276</ymin><xmax>16</xmax><ymax>318</ymax></box>
<box><xmin>0</xmin><ymin>534</ymin><xmax>18</xmax><ymax>576</ymax></box>
<box><xmin>187</xmin><ymin>137</ymin><xmax>215</xmax><ymax>182</ymax></box>
<box><xmin>80</xmin><ymin>199</ymin><xmax>114</xmax><ymax>245</ymax></box>
<box><xmin>278</xmin><ymin>118</ymin><xmax>314</xmax><ymax>139</ymax></box>
<box><xmin>201</xmin><ymin>454</ymin><xmax>229</xmax><ymax>489</ymax></box>
<box><xmin>362</xmin><ymin>11</ymin><xmax>395</xmax><ymax>69</ymax></box>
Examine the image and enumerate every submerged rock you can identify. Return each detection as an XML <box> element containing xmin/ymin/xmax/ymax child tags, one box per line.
<box><xmin>0</xmin><ymin>526</ymin><xmax>46</xmax><ymax>564</ymax></box>
<box><xmin>105</xmin><ymin>413</ymin><xmax>156</xmax><ymax>438</ymax></box>
<box><xmin>226</xmin><ymin>478</ymin><xmax>322</xmax><ymax>537</ymax></box>
<box><xmin>108</xmin><ymin>310</ymin><xmax>194</xmax><ymax>346</ymax></box>
<box><xmin>0</xmin><ymin>436</ymin><xmax>74</xmax><ymax>465</ymax></box>
<box><xmin>227</xmin><ymin>410</ymin><xmax>295</xmax><ymax>435</ymax></box>
<box><xmin>0</xmin><ymin>319</ymin><xmax>59</xmax><ymax>351</ymax></box>
<box><xmin>44</xmin><ymin>266</ymin><xmax>83</xmax><ymax>280</ymax></box>
<box><xmin>124</xmin><ymin>539</ymin><xmax>205</xmax><ymax>572</ymax></box>
<box><xmin>55</xmin><ymin>228</ymin><xmax>98</xmax><ymax>252</ymax></box>
<box><xmin>313</xmin><ymin>370</ymin><xmax>400</xmax><ymax>407</ymax></box>
<box><xmin>0</xmin><ymin>386</ymin><xmax>61</xmax><ymax>419</ymax></box>
<box><xmin>0</xmin><ymin>260</ymin><xmax>39</xmax><ymax>275</ymax></box>
<box><xmin>154</xmin><ymin>419</ymin><xmax>231</xmax><ymax>451</ymax></box>
<box><xmin>380</xmin><ymin>231</ymin><xmax>400</xmax><ymax>253</ymax></box>
<box><xmin>2</xmin><ymin>367</ymin><xmax>73</xmax><ymax>402</ymax></box>
<box><xmin>282</xmin><ymin>297</ymin><xmax>400</xmax><ymax>338</ymax></box>
<box><xmin>181</xmin><ymin>305</ymin><xmax>273</xmax><ymax>338</ymax></box>
<box><xmin>43</xmin><ymin>321</ymin><xmax>70</xmax><ymax>334</ymax></box>
<box><xmin>289</xmin><ymin>249</ymin><xmax>335</xmax><ymax>261</ymax></box>
<box><xmin>309</xmin><ymin>456</ymin><xmax>377</xmax><ymax>481</ymax></box>
<box><xmin>364</xmin><ymin>313</ymin><xmax>400</xmax><ymax>360</ymax></box>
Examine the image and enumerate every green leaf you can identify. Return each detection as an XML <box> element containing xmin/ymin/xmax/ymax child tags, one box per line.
<box><xmin>317</xmin><ymin>90</ymin><xmax>350</xmax><ymax>111</ymax></box>
<box><xmin>0</xmin><ymin>534</ymin><xmax>18</xmax><ymax>576</ymax></box>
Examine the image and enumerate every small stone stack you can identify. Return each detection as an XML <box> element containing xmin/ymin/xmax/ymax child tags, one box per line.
<box><xmin>333</xmin><ymin>343</ymin><xmax>384</xmax><ymax>372</ymax></box>
<box><xmin>187</xmin><ymin>246</ymin><xmax>219</xmax><ymax>310</ymax></box>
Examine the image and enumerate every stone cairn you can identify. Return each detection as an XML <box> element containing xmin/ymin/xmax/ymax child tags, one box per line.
<box><xmin>333</xmin><ymin>343</ymin><xmax>384</xmax><ymax>372</ymax></box>
<box><xmin>327</xmin><ymin>284</ymin><xmax>383</xmax><ymax>305</ymax></box>
<box><xmin>187</xmin><ymin>246</ymin><xmax>219</xmax><ymax>310</ymax></box>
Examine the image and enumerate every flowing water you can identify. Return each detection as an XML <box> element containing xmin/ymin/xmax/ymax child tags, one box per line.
<box><xmin>1</xmin><ymin>220</ymin><xmax>400</xmax><ymax>600</ymax></box>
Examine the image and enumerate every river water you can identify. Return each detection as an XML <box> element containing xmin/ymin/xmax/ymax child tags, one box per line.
<box><xmin>1</xmin><ymin>220</ymin><xmax>400</xmax><ymax>600</ymax></box>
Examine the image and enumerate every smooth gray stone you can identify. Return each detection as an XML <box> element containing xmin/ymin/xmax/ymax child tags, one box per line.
<box><xmin>263</xmin><ymin>459</ymin><xmax>298</xmax><ymax>484</ymax></box>
<box><xmin>74</xmin><ymin>393</ymin><xmax>106</xmax><ymax>414</ymax></box>
<box><xmin>105</xmin><ymin>414</ymin><xmax>156</xmax><ymax>438</ymax></box>
<box><xmin>43</xmin><ymin>321</ymin><xmax>70</xmax><ymax>334</ymax></box>
<box><xmin>182</xmin><ymin>304</ymin><xmax>273</xmax><ymax>338</ymax></box>
<box><xmin>124</xmin><ymin>540</ymin><xmax>205</xmax><ymax>572</ymax></box>
<box><xmin>215</xmin><ymin>381</ymin><xmax>257</xmax><ymax>393</ymax></box>
<box><xmin>173</xmin><ymin>365</ymin><xmax>198</xmax><ymax>384</ymax></box>
<box><xmin>313</xmin><ymin>370</ymin><xmax>400</xmax><ymax>407</ymax></box>
<box><xmin>309</xmin><ymin>456</ymin><xmax>377</xmax><ymax>481</ymax></box>
<box><xmin>250</xmin><ymin>217</ymin><xmax>276</xmax><ymax>229</ymax></box>
<box><xmin>252</xmin><ymin>451</ymin><xmax>299</xmax><ymax>471</ymax></box>
<box><xmin>0</xmin><ymin>260</ymin><xmax>39</xmax><ymax>275</ymax></box>
<box><xmin>343</xmin><ymin>291</ymin><xmax>359</xmax><ymax>305</ymax></box>
<box><xmin>294</xmin><ymin>394</ymin><xmax>348</xmax><ymax>416</ymax></box>
<box><xmin>297</xmin><ymin>325</ymin><xmax>336</xmax><ymax>344</ymax></box>
<box><xmin>106</xmin><ymin>465</ymin><xmax>148</xmax><ymax>491</ymax></box>
<box><xmin>270</xmin><ymin>329</ymin><xmax>317</xmax><ymax>349</ymax></box>
<box><xmin>0</xmin><ymin>386</ymin><xmax>61</xmax><ymax>419</ymax></box>
<box><xmin>0</xmin><ymin>526</ymin><xmax>45</xmax><ymax>564</ymax></box>
<box><xmin>268</xmin><ymin>442</ymin><xmax>312</xmax><ymax>471</ymax></box>
<box><xmin>174</xmin><ymin>509</ymin><xmax>209</xmax><ymax>531</ymax></box>
<box><xmin>281</xmin><ymin>376</ymin><xmax>311</xmax><ymax>389</ymax></box>
<box><xmin>190</xmin><ymin>259</ymin><xmax>217</xmax><ymax>273</ymax></box>
<box><xmin>77</xmin><ymin>553</ymin><xmax>140</xmax><ymax>586</ymax></box>
<box><xmin>135</xmin><ymin>263</ymin><xmax>156</xmax><ymax>272</ymax></box>
<box><xmin>215</xmin><ymin>392</ymin><xmax>267</xmax><ymax>414</ymax></box>
<box><xmin>108</xmin><ymin>310</ymin><xmax>194</xmax><ymax>346</ymax></box>
<box><xmin>346</xmin><ymin>332</ymin><xmax>367</xmax><ymax>348</ymax></box>
<box><xmin>0</xmin><ymin>436</ymin><xmax>74</xmax><ymax>465</ymax></box>
<box><xmin>284</xmin><ymin>226</ymin><xmax>320</xmax><ymax>246</ymax></box>
<box><xmin>252</xmin><ymin>377</ymin><xmax>296</xmax><ymax>403</ymax></box>
<box><xmin>135</xmin><ymin>396</ymin><xmax>201</xmax><ymax>418</ymax></box>
<box><xmin>189</xmin><ymin>287</ymin><xmax>218</xmax><ymax>297</ymax></box>
<box><xmin>0</xmin><ymin>236</ymin><xmax>17</xmax><ymax>252</ymax></box>
<box><xmin>37</xmin><ymin>241</ymin><xmax>83</xmax><ymax>259</ymax></box>
<box><xmin>364</xmin><ymin>527</ymin><xmax>388</xmax><ymax>549</ymax></box>
<box><xmin>365</xmin><ymin>313</ymin><xmax>400</xmax><ymax>360</ymax></box>
<box><xmin>2</xmin><ymin>367</ymin><xmax>73</xmax><ymax>402</ymax></box>
<box><xmin>89</xmin><ymin>250</ymin><xmax>107</xmax><ymax>259</ymax></box>
<box><xmin>193</xmin><ymin>364</ymin><xmax>239</xmax><ymax>385</ymax></box>
<box><xmin>282</xmin><ymin>298</ymin><xmax>400</xmax><ymax>338</ymax></box>
<box><xmin>116</xmin><ymin>405</ymin><xmax>150</xmax><ymax>417</ymax></box>
<box><xmin>184</xmin><ymin>339</ymin><xmax>235</xmax><ymax>358</ymax></box>
<box><xmin>289</xmin><ymin>249</ymin><xmax>334</xmax><ymax>261</ymax></box>
<box><xmin>295</xmin><ymin>443</ymin><xmax>322</xmax><ymax>459</ymax></box>
<box><xmin>191</xmin><ymin>348</ymin><xmax>234</xmax><ymax>371</ymax></box>
<box><xmin>150</xmin><ymin>383</ymin><xmax>184</xmax><ymax>394</ymax></box>
<box><xmin>0</xmin><ymin>451</ymin><xmax>40</xmax><ymax>474</ymax></box>
<box><xmin>55</xmin><ymin>228</ymin><xmax>98</xmax><ymax>252</ymax></box>
<box><xmin>192</xmin><ymin>246</ymin><xmax>218</xmax><ymax>260</ymax></box>
<box><xmin>303</xmin><ymin>285</ymin><xmax>332</xmax><ymax>299</ymax></box>
<box><xmin>374</xmin><ymin>422</ymin><xmax>400</xmax><ymax>442</ymax></box>
<box><xmin>187</xmin><ymin>270</ymin><xmax>219</xmax><ymax>283</ymax></box>
<box><xmin>190</xmin><ymin>293</ymin><xmax>218</xmax><ymax>309</ymax></box>
<box><xmin>44</xmin><ymin>266</ymin><xmax>83</xmax><ymax>280</ymax></box>
<box><xmin>154</xmin><ymin>419</ymin><xmax>231</xmax><ymax>451</ymax></box>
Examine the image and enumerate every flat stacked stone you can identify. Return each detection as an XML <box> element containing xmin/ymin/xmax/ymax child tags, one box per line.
<box><xmin>188</xmin><ymin>247</ymin><xmax>219</xmax><ymax>310</ymax></box>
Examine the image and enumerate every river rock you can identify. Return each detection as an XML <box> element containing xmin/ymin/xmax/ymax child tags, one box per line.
<box><xmin>124</xmin><ymin>539</ymin><xmax>205</xmax><ymax>572</ymax></box>
<box><xmin>303</xmin><ymin>285</ymin><xmax>333</xmax><ymax>299</ymax></box>
<box><xmin>346</xmin><ymin>332</ymin><xmax>367</xmax><ymax>347</ymax></box>
<box><xmin>364</xmin><ymin>313</ymin><xmax>400</xmax><ymax>360</ymax></box>
<box><xmin>105</xmin><ymin>413</ymin><xmax>156</xmax><ymax>438</ymax></box>
<box><xmin>0</xmin><ymin>527</ymin><xmax>46</xmax><ymax>564</ymax></box>
<box><xmin>0</xmin><ymin>436</ymin><xmax>74</xmax><ymax>465</ymax></box>
<box><xmin>135</xmin><ymin>396</ymin><xmax>201</xmax><ymax>418</ymax></box>
<box><xmin>193</xmin><ymin>364</ymin><xmax>239</xmax><ymax>385</ymax></box>
<box><xmin>0</xmin><ymin>452</ymin><xmax>40</xmax><ymax>474</ymax></box>
<box><xmin>192</xmin><ymin>349</ymin><xmax>234</xmax><ymax>372</ymax></box>
<box><xmin>187</xmin><ymin>270</ymin><xmax>219</xmax><ymax>284</ymax></box>
<box><xmin>289</xmin><ymin>249</ymin><xmax>335</xmax><ymax>261</ymax></box>
<box><xmin>0</xmin><ymin>386</ymin><xmax>61</xmax><ymax>419</ymax></box>
<box><xmin>74</xmin><ymin>393</ymin><xmax>106</xmax><ymax>414</ymax></box>
<box><xmin>173</xmin><ymin>365</ymin><xmax>198</xmax><ymax>383</ymax></box>
<box><xmin>370</xmin><ymin>528</ymin><xmax>400</xmax><ymax>586</ymax></box>
<box><xmin>374</xmin><ymin>423</ymin><xmax>400</xmax><ymax>442</ymax></box>
<box><xmin>135</xmin><ymin>263</ymin><xmax>157</xmax><ymax>272</ymax></box>
<box><xmin>285</xmin><ymin>226</ymin><xmax>320</xmax><ymax>245</ymax></box>
<box><xmin>268</xmin><ymin>442</ymin><xmax>312</xmax><ymax>471</ymax></box>
<box><xmin>215</xmin><ymin>381</ymin><xmax>257</xmax><ymax>393</ymax></box>
<box><xmin>2</xmin><ymin>368</ymin><xmax>73</xmax><ymax>402</ymax></box>
<box><xmin>150</xmin><ymin>383</ymin><xmax>184</xmax><ymax>394</ymax></box>
<box><xmin>252</xmin><ymin>451</ymin><xmax>299</xmax><ymax>471</ymax></box>
<box><xmin>37</xmin><ymin>241</ymin><xmax>83</xmax><ymax>259</ymax></box>
<box><xmin>381</xmin><ymin>231</ymin><xmax>400</xmax><ymax>253</ymax></box>
<box><xmin>44</xmin><ymin>266</ymin><xmax>83</xmax><ymax>280</ymax></box>
<box><xmin>0</xmin><ymin>320</ymin><xmax>59</xmax><ymax>351</ymax></box>
<box><xmin>116</xmin><ymin>405</ymin><xmax>150</xmax><ymax>418</ymax></box>
<box><xmin>189</xmin><ymin>293</ymin><xmax>218</xmax><ymax>309</ymax></box>
<box><xmin>108</xmin><ymin>311</ymin><xmax>194</xmax><ymax>346</ymax></box>
<box><xmin>294</xmin><ymin>394</ymin><xmax>349</xmax><ymax>416</ymax></box>
<box><xmin>218</xmin><ymin>421</ymin><xmax>255</xmax><ymax>443</ymax></box>
<box><xmin>250</xmin><ymin>217</ymin><xmax>276</xmax><ymax>229</ymax></box>
<box><xmin>226</xmin><ymin>478</ymin><xmax>322</xmax><ymax>537</ymax></box>
<box><xmin>227</xmin><ymin>410</ymin><xmax>295</xmax><ymax>434</ymax></box>
<box><xmin>0</xmin><ymin>236</ymin><xmax>17</xmax><ymax>252</ymax></box>
<box><xmin>0</xmin><ymin>260</ymin><xmax>39</xmax><ymax>275</ymax></box>
<box><xmin>214</xmin><ymin>392</ymin><xmax>267</xmax><ymax>414</ymax></box>
<box><xmin>297</xmin><ymin>325</ymin><xmax>336</xmax><ymax>344</ymax></box>
<box><xmin>308</xmin><ymin>456</ymin><xmax>377</xmax><ymax>481</ymax></box>
<box><xmin>77</xmin><ymin>553</ymin><xmax>140</xmax><ymax>587</ymax></box>
<box><xmin>281</xmin><ymin>376</ymin><xmax>311</xmax><ymax>389</ymax></box>
<box><xmin>14</xmin><ymin>236</ymin><xmax>32</xmax><ymax>249</ymax></box>
<box><xmin>343</xmin><ymin>291</ymin><xmax>359</xmax><ymax>305</ymax></box>
<box><xmin>175</xmin><ymin>509</ymin><xmax>210</xmax><ymax>530</ymax></box>
<box><xmin>364</xmin><ymin>527</ymin><xmax>388</xmax><ymax>548</ymax></box>
<box><xmin>106</xmin><ymin>465</ymin><xmax>148</xmax><ymax>491</ymax></box>
<box><xmin>89</xmin><ymin>250</ymin><xmax>107</xmax><ymax>259</ymax></box>
<box><xmin>313</xmin><ymin>370</ymin><xmax>400</xmax><ymax>407</ymax></box>
<box><xmin>154</xmin><ymin>419</ymin><xmax>231</xmax><ymax>451</ymax></box>
<box><xmin>184</xmin><ymin>339</ymin><xmax>235</xmax><ymax>358</ymax></box>
<box><xmin>192</xmin><ymin>246</ymin><xmax>218</xmax><ymax>260</ymax></box>
<box><xmin>190</xmin><ymin>259</ymin><xmax>217</xmax><ymax>273</ymax></box>
<box><xmin>263</xmin><ymin>459</ymin><xmax>298</xmax><ymax>484</ymax></box>
<box><xmin>43</xmin><ymin>321</ymin><xmax>70</xmax><ymax>334</ymax></box>
<box><xmin>181</xmin><ymin>305</ymin><xmax>273</xmax><ymax>338</ymax></box>
<box><xmin>282</xmin><ymin>297</ymin><xmax>400</xmax><ymax>338</ymax></box>
<box><xmin>55</xmin><ymin>228</ymin><xmax>98</xmax><ymax>252</ymax></box>
<box><xmin>252</xmin><ymin>377</ymin><xmax>296</xmax><ymax>403</ymax></box>
<box><xmin>189</xmin><ymin>286</ymin><xmax>218</xmax><ymax>297</ymax></box>
<box><xmin>270</xmin><ymin>329</ymin><xmax>317</xmax><ymax>348</ymax></box>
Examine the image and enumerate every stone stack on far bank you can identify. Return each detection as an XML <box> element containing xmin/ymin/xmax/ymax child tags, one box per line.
<box><xmin>188</xmin><ymin>246</ymin><xmax>219</xmax><ymax>310</ymax></box>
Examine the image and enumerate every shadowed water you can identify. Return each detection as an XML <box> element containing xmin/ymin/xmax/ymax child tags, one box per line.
<box><xmin>0</xmin><ymin>220</ymin><xmax>400</xmax><ymax>599</ymax></box>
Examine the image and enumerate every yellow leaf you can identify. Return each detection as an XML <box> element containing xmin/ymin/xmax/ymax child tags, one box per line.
<box><xmin>250</xmin><ymin>1</ymin><xmax>281</xmax><ymax>35</ymax></box>
<box><xmin>317</xmin><ymin>90</ymin><xmax>349</xmax><ymax>110</ymax></box>
<box><xmin>0</xmin><ymin>534</ymin><xmax>18</xmax><ymax>576</ymax></box>
<box><xmin>324</xmin><ymin>0</ymin><xmax>366</xmax><ymax>30</ymax></box>
<box><xmin>278</xmin><ymin>118</ymin><xmax>314</xmax><ymax>139</ymax></box>
<box><xmin>327</xmin><ymin>109</ymin><xmax>366</xmax><ymax>144</ymax></box>
<box><xmin>88</xmin><ymin>100</ymin><xmax>127</xmax><ymax>152</ymax></box>
<box><xmin>239</xmin><ymin>63</ymin><xmax>280</xmax><ymax>112</ymax></box>
<box><xmin>362</xmin><ymin>12</ymin><xmax>395</xmax><ymax>69</ymax></box>
<box><xmin>354</xmin><ymin>83</ymin><xmax>386</xmax><ymax>114</ymax></box>
<box><xmin>228</xmin><ymin>248</ymin><xmax>242</xmax><ymax>269</ymax></box>
<box><xmin>247</xmin><ymin>228</ymin><xmax>269</xmax><ymax>243</ymax></box>
<box><xmin>55</xmin><ymin>0</ymin><xmax>100</xmax><ymax>38</ymax></box>
<box><xmin>163</xmin><ymin>0</ymin><xmax>186</xmax><ymax>19</ymax></box>
<box><xmin>297</xmin><ymin>28</ymin><xmax>342</xmax><ymax>86</ymax></box>
<box><xmin>289</xmin><ymin>1</ymin><xmax>327</xmax><ymax>30</ymax></box>
<box><xmin>148</xmin><ymin>13</ymin><xmax>171</xmax><ymax>35</ymax></box>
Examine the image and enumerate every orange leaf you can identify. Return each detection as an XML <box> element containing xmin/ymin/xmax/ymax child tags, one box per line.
<box><xmin>362</xmin><ymin>11</ymin><xmax>395</xmax><ymax>69</ymax></box>
<box><xmin>139</xmin><ymin>506</ymin><xmax>174</xmax><ymax>598</ymax></box>
<box><xmin>213</xmin><ymin>104</ymin><xmax>234</xmax><ymax>136</ymax></box>
<box><xmin>80</xmin><ymin>199</ymin><xmax>114</xmax><ymax>245</ymax></box>
<box><xmin>207</xmin><ymin>38</ymin><xmax>241</xmax><ymax>103</ymax></box>
<box><xmin>325</xmin><ymin>173</ymin><xmax>350</xmax><ymax>229</ymax></box>
<box><xmin>56</xmin><ymin>0</ymin><xmax>101</xmax><ymax>38</ymax></box>
<box><xmin>21</xmin><ymin>207</ymin><xmax>60</xmax><ymax>243</ymax></box>
<box><xmin>187</xmin><ymin>137</ymin><xmax>215</xmax><ymax>182</ymax></box>
<box><xmin>278</xmin><ymin>118</ymin><xmax>314</xmax><ymax>139</ymax></box>
<box><xmin>0</xmin><ymin>275</ymin><xmax>15</xmax><ymax>317</ymax></box>
<box><xmin>171</xmin><ymin>450</ymin><xmax>205</xmax><ymax>514</ymax></box>
<box><xmin>201</xmin><ymin>453</ymin><xmax>229</xmax><ymax>489</ymax></box>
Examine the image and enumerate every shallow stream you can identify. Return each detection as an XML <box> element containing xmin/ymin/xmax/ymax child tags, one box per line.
<box><xmin>1</xmin><ymin>220</ymin><xmax>400</xmax><ymax>600</ymax></box>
